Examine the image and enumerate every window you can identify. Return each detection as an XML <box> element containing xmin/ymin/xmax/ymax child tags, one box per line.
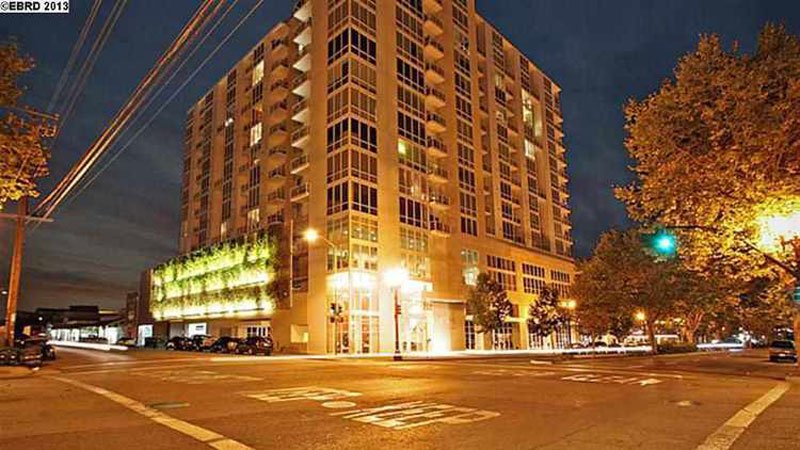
<box><xmin>351</xmin><ymin>216</ymin><xmax>378</xmax><ymax>242</ymax></box>
<box><xmin>461</xmin><ymin>249</ymin><xmax>479</xmax><ymax>285</ymax></box>
<box><xmin>249</xmin><ymin>123</ymin><xmax>262</xmax><ymax>146</ymax></box>
<box><xmin>399</xmin><ymin>197</ymin><xmax>426</xmax><ymax>228</ymax></box>
<box><xmin>397</xmin><ymin>59</ymin><xmax>425</xmax><ymax>92</ymax></box>
<box><xmin>352</xmin><ymin>181</ymin><xmax>377</xmax><ymax>215</ymax></box>
<box><xmin>465</xmin><ymin>320</ymin><xmax>476</xmax><ymax>349</ymax></box>
<box><xmin>351</xmin><ymin>149</ymin><xmax>377</xmax><ymax>183</ymax></box>
<box><xmin>327</xmin><ymin>182</ymin><xmax>349</xmax><ymax>215</ymax></box>
<box><xmin>352</xmin><ymin>243</ymin><xmax>378</xmax><ymax>271</ymax></box>
<box><xmin>461</xmin><ymin>216</ymin><xmax>478</xmax><ymax>236</ymax></box>
<box><xmin>252</xmin><ymin>61</ymin><xmax>264</xmax><ymax>85</ymax></box>
<box><xmin>398</xmin><ymin>112</ymin><xmax>426</xmax><ymax>145</ymax></box>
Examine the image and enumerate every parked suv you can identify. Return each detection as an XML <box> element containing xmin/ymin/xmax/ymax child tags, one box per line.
<box><xmin>235</xmin><ymin>336</ymin><xmax>273</xmax><ymax>356</ymax></box>
<box><xmin>209</xmin><ymin>336</ymin><xmax>241</xmax><ymax>353</ymax></box>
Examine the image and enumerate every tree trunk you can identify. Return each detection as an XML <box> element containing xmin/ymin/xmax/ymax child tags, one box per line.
<box><xmin>647</xmin><ymin>319</ymin><xmax>657</xmax><ymax>355</ymax></box>
<box><xmin>683</xmin><ymin>311</ymin><xmax>704</xmax><ymax>345</ymax></box>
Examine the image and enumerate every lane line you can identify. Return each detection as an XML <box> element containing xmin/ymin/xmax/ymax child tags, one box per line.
<box><xmin>431</xmin><ymin>360</ymin><xmax>688</xmax><ymax>380</ymax></box>
<box><xmin>696</xmin><ymin>381</ymin><xmax>790</xmax><ymax>450</ymax></box>
<box><xmin>51</xmin><ymin>376</ymin><xmax>252</xmax><ymax>450</ymax></box>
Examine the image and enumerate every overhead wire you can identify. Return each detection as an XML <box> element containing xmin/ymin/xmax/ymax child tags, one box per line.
<box><xmin>52</xmin><ymin>0</ymin><xmax>128</xmax><ymax>143</ymax></box>
<box><xmin>33</xmin><ymin>0</ymin><xmax>222</xmax><ymax>220</ymax></box>
<box><xmin>47</xmin><ymin>0</ymin><xmax>104</xmax><ymax>113</ymax></box>
<box><xmin>58</xmin><ymin>0</ymin><xmax>251</xmax><ymax>212</ymax></box>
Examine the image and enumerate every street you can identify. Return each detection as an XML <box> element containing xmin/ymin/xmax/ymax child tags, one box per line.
<box><xmin>1</xmin><ymin>349</ymin><xmax>798</xmax><ymax>449</ymax></box>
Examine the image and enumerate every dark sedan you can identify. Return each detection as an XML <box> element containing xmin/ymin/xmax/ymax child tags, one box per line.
<box><xmin>209</xmin><ymin>336</ymin><xmax>242</xmax><ymax>353</ymax></box>
<box><xmin>768</xmin><ymin>340</ymin><xmax>797</xmax><ymax>363</ymax></box>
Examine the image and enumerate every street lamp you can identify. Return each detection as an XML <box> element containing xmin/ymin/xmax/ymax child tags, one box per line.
<box><xmin>635</xmin><ymin>311</ymin><xmax>646</xmax><ymax>322</ymax></box>
<box><xmin>384</xmin><ymin>267</ymin><xmax>409</xmax><ymax>361</ymax></box>
<box><xmin>303</xmin><ymin>227</ymin><xmax>345</xmax><ymax>354</ymax></box>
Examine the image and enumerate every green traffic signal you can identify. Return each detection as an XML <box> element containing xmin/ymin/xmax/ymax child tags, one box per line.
<box><xmin>643</xmin><ymin>229</ymin><xmax>678</xmax><ymax>257</ymax></box>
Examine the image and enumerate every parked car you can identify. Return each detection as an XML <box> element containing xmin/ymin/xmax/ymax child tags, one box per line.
<box><xmin>144</xmin><ymin>336</ymin><xmax>166</xmax><ymax>349</ymax></box>
<box><xmin>191</xmin><ymin>335</ymin><xmax>216</xmax><ymax>352</ymax></box>
<box><xmin>166</xmin><ymin>336</ymin><xmax>194</xmax><ymax>351</ymax></box>
<box><xmin>116</xmin><ymin>337</ymin><xmax>136</xmax><ymax>347</ymax></box>
<box><xmin>209</xmin><ymin>336</ymin><xmax>242</xmax><ymax>353</ymax></box>
<box><xmin>768</xmin><ymin>340</ymin><xmax>797</xmax><ymax>363</ymax></box>
<box><xmin>20</xmin><ymin>337</ymin><xmax>56</xmax><ymax>361</ymax></box>
<box><xmin>235</xmin><ymin>336</ymin><xmax>273</xmax><ymax>356</ymax></box>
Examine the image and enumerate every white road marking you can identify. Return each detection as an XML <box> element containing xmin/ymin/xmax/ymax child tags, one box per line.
<box><xmin>242</xmin><ymin>386</ymin><xmax>362</xmax><ymax>403</ymax></box>
<box><xmin>696</xmin><ymin>381</ymin><xmax>791</xmax><ymax>450</ymax></box>
<box><xmin>434</xmin><ymin>361</ymin><xmax>687</xmax><ymax>380</ymax></box>
<box><xmin>136</xmin><ymin>369</ymin><xmax>260</xmax><ymax>384</ymax></box>
<box><xmin>52</xmin><ymin>376</ymin><xmax>252</xmax><ymax>450</ymax></box>
<box><xmin>321</xmin><ymin>401</ymin><xmax>358</xmax><ymax>409</ymax></box>
<box><xmin>561</xmin><ymin>373</ymin><xmax>663</xmax><ymax>386</ymax></box>
<box><xmin>330</xmin><ymin>401</ymin><xmax>500</xmax><ymax>430</ymax></box>
<box><xmin>472</xmin><ymin>368</ymin><xmax>557</xmax><ymax>378</ymax></box>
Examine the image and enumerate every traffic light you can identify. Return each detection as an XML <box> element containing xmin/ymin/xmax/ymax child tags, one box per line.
<box><xmin>643</xmin><ymin>229</ymin><xmax>678</xmax><ymax>258</ymax></box>
<box><xmin>395</xmin><ymin>304</ymin><xmax>402</xmax><ymax>315</ymax></box>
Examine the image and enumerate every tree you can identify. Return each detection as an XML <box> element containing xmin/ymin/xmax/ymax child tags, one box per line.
<box><xmin>265</xmin><ymin>224</ymin><xmax>291</xmax><ymax>309</ymax></box>
<box><xmin>571</xmin><ymin>229</ymin><xmax>690</xmax><ymax>353</ymax></box>
<box><xmin>466</xmin><ymin>272</ymin><xmax>512</xmax><ymax>334</ymax></box>
<box><xmin>0</xmin><ymin>41</ymin><xmax>53</xmax><ymax>209</ymax></box>
<box><xmin>672</xmin><ymin>272</ymin><xmax>730</xmax><ymax>344</ymax></box>
<box><xmin>615</xmin><ymin>25</ymin><xmax>800</xmax><ymax>279</ymax></box>
<box><xmin>527</xmin><ymin>284</ymin><xmax>566</xmax><ymax>341</ymax></box>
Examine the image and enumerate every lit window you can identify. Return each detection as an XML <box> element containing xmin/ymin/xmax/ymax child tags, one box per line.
<box><xmin>252</xmin><ymin>61</ymin><xmax>264</xmax><ymax>85</ymax></box>
<box><xmin>250</xmin><ymin>123</ymin><xmax>262</xmax><ymax>146</ymax></box>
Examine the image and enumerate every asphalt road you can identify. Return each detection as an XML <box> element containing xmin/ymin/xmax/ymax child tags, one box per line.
<box><xmin>1</xmin><ymin>348</ymin><xmax>798</xmax><ymax>450</ymax></box>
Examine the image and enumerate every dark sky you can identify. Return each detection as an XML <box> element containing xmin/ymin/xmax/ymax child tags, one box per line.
<box><xmin>1</xmin><ymin>0</ymin><xmax>798</xmax><ymax>311</ymax></box>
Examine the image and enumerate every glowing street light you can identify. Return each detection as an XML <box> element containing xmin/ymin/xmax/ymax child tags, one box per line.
<box><xmin>302</xmin><ymin>227</ymin><xmax>320</xmax><ymax>243</ymax></box>
<box><xmin>635</xmin><ymin>311</ymin><xmax>646</xmax><ymax>322</ymax></box>
<box><xmin>384</xmin><ymin>267</ymin><xmax>409</xmax><ymax>361</ymax></box>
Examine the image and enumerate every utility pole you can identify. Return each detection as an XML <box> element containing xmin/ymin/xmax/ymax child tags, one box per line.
<box><xmin>4</xmin><ymin>198</ymin><xmax>27</xmax><ymax>345</ymax></box>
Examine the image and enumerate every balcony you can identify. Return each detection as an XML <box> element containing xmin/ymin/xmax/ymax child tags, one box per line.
<box><xmin>290</xmin><ymin>154</ymin><xmax>309</xmax><ymax>175</ymax></box>
<box><xmin>265</xmin><ymin>189</ymin><xmax>286</xmax><ymax>213</ymax></box>
<box><xmin>424</xmin><ymin>38</ymin><xmax>445</xmax><ymax>61</ymax></box>
<box><xmin>266</xmin><ymin>125</ymin><xmax>288</xmax><ymax>147</ymax></box>
<box><xmin>270</xmin><ymin>58</ymin><xmax>289</xmax><ymax>80</ymax></box>
<box><xmin>428</xmin><ymin>192</ymin><xmax>450</xmax><ymax>210</ymax></box>
<box><xmin>422</xmin><ymin>0</ymin><xmax>443</xmax><ymax>14</ymax></box>
<box><xmin>423</xmin><ymin>15</ymin><xmax>444</xmax><ymax>36</ymax></box>
<box><xmin>292</xmin><ymin>72</ymin><xmax>310</xmax><ymax>98</ymax></box>
<box><xmin>427</xmin><ymin>165</ymin><xmax>448</xmax><ymax>183</ymax></box>
<box><xmin>425</xmin><ymin>87</ymin><xmax>446</xmax><ymax>109</ymax></box>
<box><xmin>293</xmin><ymin>46</ymin><xmax>311</xmax><ymax>72</ymax></box>
<box><xmin>294</xmin><ymin>18</ymin><xmax>312</xmax><ymax>46</ymax></box>
<box><xmin>426</xmin><ymin>137</ymin><xmax>447</xmax><ymax>158</ymax></box>
<box><xmin>425</xmin><ymin>113</ymin><xmax>446</xmax><ymax>134</ymax></box>
<box><xmin>267</xmin><ymin>81</ymin><xmax>289</xmax><ymax>103</ymax></box>
<box><xmin>266</xmin><ymin>167</ymin><xmax>287</xmax><ymax>189</ymax></box>
<box><xmin>291</xmin><ymin>125</ymin><xmax>310</xmax><ymax>148</ymax></box>
<box><xmin>267</xmin><ymin>102</ymin><xmax>288</xmax><ymax>124</ymax></box>
<box><xmin>429</xmin><ymin>219</ymin><xmax>451</xmax><ymax>237</ymax></box>
<box><xmin>265</xmin><ymin>147</ymin><xmax>288</xmax><ymax>168</ymax></box>
<box><xmin>293</xmin><ymin>0</ymin><xmax>311</xmax><ymax>23</ymax></box>
<box><xmin>291</xmin><ymin>98</ymin><xmax>309</xmax><ymax>123</ymax></box>
<box><xmin>425</xmin><ymin>63</ymin><xmax>445</xmax><ymax>84</ymax></box>
<box><xmin>290</xmin><ymin>182</ymin><xmax>310</xmax><ymax>201</ymax></box>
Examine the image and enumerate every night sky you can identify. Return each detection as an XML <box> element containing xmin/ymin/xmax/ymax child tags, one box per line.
<box><xmin>1</xmin><ymin>0</ymin><xmax>798</xmax><ymax>311</ymax></box>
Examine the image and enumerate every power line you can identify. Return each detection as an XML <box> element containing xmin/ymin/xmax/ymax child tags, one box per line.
<box><xmin>33</xmin><ymin>0</ymin><xmax>222</xmax><ymax>220</ymax></box>
<box><xmin>59</xmin><ymin>0</ymin><xmax>264</xmax><ymax>213</ymax></box>
<box><xmin>47</xmin><ymin>0</ymin><xmax>104</xmax><ymax>113</ymax></box>
<box><xmin>53</xmin><ymin>0</ymin><xmax>127</xmax><ymax>141</ymax></box>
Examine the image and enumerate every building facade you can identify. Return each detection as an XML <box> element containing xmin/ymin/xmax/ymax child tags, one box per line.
<box><xmin>155</xmin><ymin>0</ymin><xmax>575</xmax><ymax>354</ymax></box>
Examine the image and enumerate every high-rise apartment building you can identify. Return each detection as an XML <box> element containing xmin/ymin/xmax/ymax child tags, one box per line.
<box><xmin>152</xmin><ymin>0</ymin><xmax>575</xmax><ymax>354</ymax></box>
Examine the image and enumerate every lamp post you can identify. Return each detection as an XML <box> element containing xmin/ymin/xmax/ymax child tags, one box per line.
<box><xmin>560</xmin><ymin>299</ymin><xmax>577</xmax><ymax>345</ymax></box>
<box><xmin>303</xmin><ymin>227</ymin><xmax>345</xmax><ymax>354</ymax></box>
<box><xmin>384</xmin><ymin>268</ymin><xmax>409</xmax><ymax>361</ymax></box>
